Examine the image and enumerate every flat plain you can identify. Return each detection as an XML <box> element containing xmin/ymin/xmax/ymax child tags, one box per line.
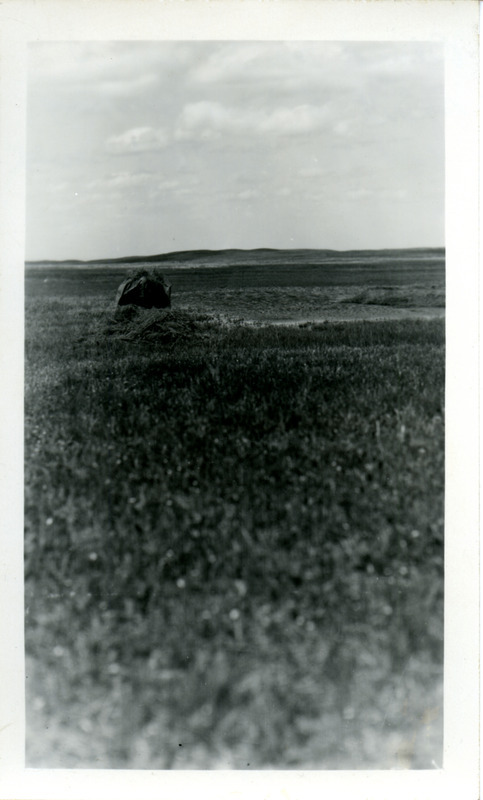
<box><xmin>24</xmin><ymin>248</ymin><xmax>445</xmax><ymax>768</ymax></box>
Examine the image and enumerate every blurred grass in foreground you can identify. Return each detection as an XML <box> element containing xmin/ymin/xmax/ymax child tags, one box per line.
<box><xmin>25</xmin><ymin>300</ymin><xmax>444</xmax><ymax>768</ymax></box>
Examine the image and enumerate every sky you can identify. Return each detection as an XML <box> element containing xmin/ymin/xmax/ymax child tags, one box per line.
<box><xmin>26</xmin><ymin>41</ymin><xmax>444</xmax><ymax>261</ymax></box>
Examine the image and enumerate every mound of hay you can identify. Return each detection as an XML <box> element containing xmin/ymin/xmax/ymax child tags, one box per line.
<box><xmin>101</xmin><ymin>307</ymin><xmax>223</xmax><ymax>345</ymax></box>
<box><xmin>116</xmin><ymin>268</ymin><xmax>172</xmax><ymax>309</ymax></box>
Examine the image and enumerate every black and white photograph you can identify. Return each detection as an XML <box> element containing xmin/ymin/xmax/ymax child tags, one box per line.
<box><xmin>23</xmin><ymin>38</ymin><xmax>446</xmax><ymax>770</ymax></box>
<box><xmin>0</xmin><ymin>0</ymin><xmax>479</xmax><ymax>795</ymax></box>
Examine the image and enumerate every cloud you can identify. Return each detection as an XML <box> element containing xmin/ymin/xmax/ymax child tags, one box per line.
<box><xmin>84</xmin><ymin>172</ymin><xmax>183</xmax><ymax>204</ymax></box>
<box><xmin>110</xmin><ymin>172</ymin><xmax>150</xmax><ymax>188</ymax></box>
<box><xmin>106</xmin><ymin>127</ymin><xmax>169</xmax><ymax>154</ymax></box>
<box><xmin>97</xmin><ymin>74</ymin><xmax>159</xmax><ymax>98</ymax></box>
<box><xmin>193</xmin><ymin>43</ymin><xmax>294</xmax><ymax>84</ymax></box>
<box><xmin>175</xmin><ymin>101</ymin><xmax>330</xmax><ymax>141</ymax></box>
<box><xmin>346</xmin><ymin>188</ymin><xmax>374</xmax><ymax>200</ymax></box>
<box><xmin>237</xmin><ymin>189</ymin><xmax>259</xmax><ymax>201</ymax></box>
<box><xmin>30</xmin><ymin>41</ymin><xmax>185</xmax><ymax>80</ymax></box>
<box><xmin>298</xmin><ymin>166</ymin><xmax>325</xmax><ymax>179</ymax></box>
<box><xmin>88</xmin><ymin>172</ymin><xmax>153</xmax><ymax>190</ymax></box>
<box><xmin>362</xmin><ymin>45</ymin><xmax>443</xmax><ymax>78</ymax></box>
<box><xmin>28</xmin><ymin>41</ymin><xmax>202</xmax><ymax>100</ymax></box>
<box><xmin>192</xmin><ymin>42</ymin><xmax>347</xmax><ymax>89</ymax></box>
<box><xmin>262</xmin><ymin>105</ymin><xmax>330</xmax><ymax>135</ymax></box>
<box><xmin>191</xmin><ymin>42</ymin><xmax>442</xmax><ymax>97</ymax></box>
<box><xmin>346</xmin><ymin>187</ymin><xmax>409</xmax><ymax>201</ymax></box>
<box><xmin>175</xmin><ymin>102</ymin><xmax>228</xmax><ymax>141</ymax></box>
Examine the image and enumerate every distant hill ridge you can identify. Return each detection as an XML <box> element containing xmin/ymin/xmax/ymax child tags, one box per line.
<box><xmin>27</xmin><ymin>246</ymin><xmax>445</xmax><ymax>266</ymax></box>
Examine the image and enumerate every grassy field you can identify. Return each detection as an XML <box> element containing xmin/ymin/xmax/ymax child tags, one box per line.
<box><xmin>24</xmin><ymin>259</ymin><xmax>444</xmax><ymax>769</ymax></box>
<box><xmin>25</xmin><ymin>246</ymin><xmax>445</xmax><ymax>302</ymax></box>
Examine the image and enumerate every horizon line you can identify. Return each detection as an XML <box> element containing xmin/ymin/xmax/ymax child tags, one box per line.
<box><xmin>25</xmin><ymin>244</ymin><xmax>446</xmax><ymax>265</ymax></box>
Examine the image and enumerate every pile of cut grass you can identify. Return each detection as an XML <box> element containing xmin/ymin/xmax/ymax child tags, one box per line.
<box><xmin>100</xmin><ymin>306</ymin><xmax>226</xmax><ymax>345</ymax></box>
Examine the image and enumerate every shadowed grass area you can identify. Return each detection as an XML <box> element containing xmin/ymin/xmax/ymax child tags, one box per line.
<box><xmin>25</xmin><ymin>301</ymin><xmax>444</xmax><ymax>769</ymax></box>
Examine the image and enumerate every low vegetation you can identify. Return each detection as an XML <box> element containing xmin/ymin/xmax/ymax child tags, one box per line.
<box><xmin>25</xmin><ymin>298</ymin><xmax>444</xmax><ymax>769</ymax></box>
<box><xmin>341</xmin><ymin>287</ymin><xmax>445</xmax><ymax>308</ymax></box>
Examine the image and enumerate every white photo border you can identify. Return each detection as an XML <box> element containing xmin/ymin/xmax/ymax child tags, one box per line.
<box><xmin>0</xmin><ymin>1</ymin><xmax>479</xmax><ymax>798</ymax></box>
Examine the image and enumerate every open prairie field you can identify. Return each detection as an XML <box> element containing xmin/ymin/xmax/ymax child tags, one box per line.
<box><xmin>24</xmin><ymin>250</ymin><xmax>444</xmax><ymax>769</ymax></box>
<box><xmin>25</xmin><ymin>246</ymin><xmax>445</xmax><ymax>321</ymax></box>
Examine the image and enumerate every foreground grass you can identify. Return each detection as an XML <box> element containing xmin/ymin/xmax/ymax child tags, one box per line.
<box><xmin>25</xmin><ymin>301</ymin><xmax>444</xmax><ymax>768</ymax></box>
